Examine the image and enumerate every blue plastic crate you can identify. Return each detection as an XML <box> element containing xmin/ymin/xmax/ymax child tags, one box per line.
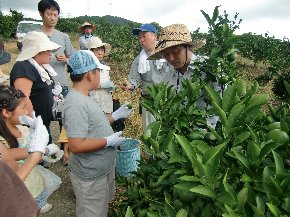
<box><xmin>116</xmin><ymin>138</ymin><xmax>141</xmax><ymax>177</ymax></box>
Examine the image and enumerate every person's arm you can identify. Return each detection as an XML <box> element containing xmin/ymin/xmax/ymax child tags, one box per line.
<box><xmin>9</xmin><ymin>148</ymin><xmax>29</xmax><ymax>161</ymax></box>
<box><xmin>68</xmin><ymin>137</ymin><xmax>107</xmax><ymax>153</ymax></box>
<box><xmin>68</xmin><ymin>131</ymin><xmax>125</xmax><ymax>154</ymax></box>
<box><xmin>107</xmin><ymin>113</ymin><xmax>115</xmax><ymax>124</ymax></box>
<box><xmin>13</xmin><ymin>77</ymin><xmax>34</xmax><ymax>115</ymax></box>
<box><xmin>0</xmin><ymin>142</ymin><xmax>41</xmax><ymax>181</ymax></box>
<box><xmin>120</xmin><ymin>56</ymin><xmax>140</xmax><ymax>90</ymax></box>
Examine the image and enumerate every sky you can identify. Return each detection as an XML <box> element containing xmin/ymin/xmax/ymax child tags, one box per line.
<box><xmin>1</xmin><ymin>0</ymin><xmax>289</xmax><ymax>40</ymax></box>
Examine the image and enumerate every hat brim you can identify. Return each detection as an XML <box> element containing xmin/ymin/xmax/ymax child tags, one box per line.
<box><xmin>16</xmin><ymin>41</ymin><xmax>61</xmax><ymax>61</ymax></box>
<box><xmin>132</xmin><ymin>28</ymin><xmax>155</xmax><ymax>36</ymax></box>
<box><xmin>147</xmin><ymin>39</ymin><xmax>206</xmax><ymax>60</ymax></box>
<box><xmin>79</xmin><ymin>25</ymin><xmax>96</xmax><ymax>33</ymax></box>
<box><xmin>0</xmin><ymin>51</ymin><xmax>11</xmax><ymax>65</ymax></box>
<box><xmin>88</xmin><ymin>42</ymin><xmax>111</xmax><ymax>57</ymax></box>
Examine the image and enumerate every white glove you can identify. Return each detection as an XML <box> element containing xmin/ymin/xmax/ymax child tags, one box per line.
<box><xmin>42</xmin><ymin>150</ymin><xmax>64</xmax><ymax>163</ymax></box>
<box><xmin>105</xmin><ymin>131</ymin><xmax>126</xmax><ymax>148</ymax></box>
<box><xmin>112</xmin><ymin>103</ymin><xmax>133</xmax><ymax>121</ymax></box>
<box><xmin>101</xmin><ymin>81</ymin><xmax>115</xmax><ymax>91</ymax></box>
<box><xmin>46</xmin><ymin>143</ymin><xmax>60</xmax><ymax>156</ymax></box>
<box><xmin>19</xmin><ymin>111</ymin><xmax>36</xmax><ymax>128</ymax></box>
<box><xmin>28</xmin><ymin>116</ymin><xmax>49</xmax><ymax>154</ymax></box>
<box><xmin>52</xmin><ymin>82</ymin><xmax>62</xmax><ymax>96</ymax></box>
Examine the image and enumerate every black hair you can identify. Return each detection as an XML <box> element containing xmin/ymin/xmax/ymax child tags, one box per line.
<box><xmin>38</xmin><ymin>0</ymin><xmax>60</xmax><ymax>14</ymax></box>
<box><xmin>67</xmin><ymin>64</ymin><xmax>98</xmax><ymax>82</ymax></box>
<box><xmin>0</xmin><ymin>85</ymin><xmax>26</xmax><ymax>148</ymax></box>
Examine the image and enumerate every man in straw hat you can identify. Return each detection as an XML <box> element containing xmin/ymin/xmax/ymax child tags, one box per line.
<box><xmin>119</xmin><ymin>23</ymin><xmax>174</xmax><ymax>132</ymax></box>
<box><xmin>0</xmin><ymin>41</ymin><xmax>11</xmax><ymax>84</ymax></box>
<box><xmin>79</xmin><ymin>22</ymin><xmax>96</xmax><ymax>50</ymax></box>
<box><xmin>148</xmin><ymin>23</ymin><xmax>221</xmax><ymax>128</ymax></box>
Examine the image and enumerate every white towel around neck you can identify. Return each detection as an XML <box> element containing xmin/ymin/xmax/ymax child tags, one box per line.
<box><xmin>28</xmin><ymin>58</ymin><xmax>57</xmax><ymax>85</ymax></box>
<box><xmin>138</xmin><ymin>49</ymin><xmax>150</xmax><ymax>74</ymax></box>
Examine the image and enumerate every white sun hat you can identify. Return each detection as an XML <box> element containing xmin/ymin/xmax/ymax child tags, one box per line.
<box><xmin>86</xmin><ymin>36</ymin><xmax>111</xmax><ymax>57</ymax></box>
<box><xmin>16</xmin><ymin>31</ymin><xmax>61</xmax><ymax>61</ymax></box>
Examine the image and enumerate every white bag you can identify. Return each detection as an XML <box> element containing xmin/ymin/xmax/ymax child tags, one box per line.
<box><xmin>37</xmin><ymin>165</ymin><xmax>62</xmax><ymax>198</ymax></box>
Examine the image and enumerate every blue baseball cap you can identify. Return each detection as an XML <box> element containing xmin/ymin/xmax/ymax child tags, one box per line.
<box><xmin>132</xmin><ymin>23</ymin><xmax>157</xmax><ymax>36</ymax></box>
<box><xmin>68</xmin><ymin>50</ymin><xmax>106</xmax><ymax>75</ymax></box>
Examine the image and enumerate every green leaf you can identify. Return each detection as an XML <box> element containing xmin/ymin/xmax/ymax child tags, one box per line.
<box><xmin>175</xmin><ymin>134</ymin><xmax>196</xmax><ymax>164</ymax></box>
<box><xmin>237</xmin><ymin>187</ymin><xmax>248</xmax><ymax>211</ymax></box>
<box><xmin>165</xmin><ymin>191</ymin><xmax>176</xmax><ymax>217</ymax></box>
<box><xmin>233</xmin><ymin>131</ymin><xmax>251</xmax><ymax>146</ymax></box>
<box><xmin>218</xmin><ymin>191</ymin><xmax>236</xmax><ymax>205</ymax></box>
<box><xmin>247</xmin><ymin>140</ymin><xmax>260</xmax><ymax>163</ymax></box>
<box><xmin>223</xmin><ymin>182</ymin><xmax>237</xmax><ymax>203</ymax></box>
<box><xmin>205</xmin><ymin>84</ymin><xmax>222</xmax><ymax>107</ymax></box>
<box><xmin>190</xmin><ymin>185</ymin><xmax>216</xmax><ymax>198</ymax></box>
<box><xmin>179</xmin><ymin>175</ymin><xmax>200</xmax><ymax>182</ymax></box>
<box><xmin>203</xmin><ymin>143</ymin><xmax>225</xmax><ymax>177</ymax></box>
<box><xmin>233</xmin><ymin>150</ymin><xmax>252</xmax><ymax>173</ymax></box>
<box><xmin>211</xmin><ymin>5</ymin><xmax>220</xmax><ymax>24</ymax></box>
<box><xmin>266</xmin><ymin>203</ymin><xmax>280</xmax><ymax>217</ymax></box>
<box><xmin>260</xmin><ymin>141</ymin><xmax>282</xmax><ymax>158</ymax></box>
<box><xmin>243</xmin><ymin>81</ymin><xmax>259</xmax><ymax>102</ymax></box>
<box><xmin>222</xmin><ymin>81</ymin><xmax>237</xmax><ymax>112</ymax></box>
<box><xmin>192</xmin><ymin>156</ymin><xmax>206</xmax><ymax>177</ymax></box>
<box><xmin>227</xmin><ymin>102</ymin><xmax>245</xmax><ymax>129</ymax></box>
<box><xmin>272</xmin><ymin>150</ymin><xmax>285</xmax><ymax>176</ymax></box>
<box><xmin>236</xmin><ymin>79</ymin><xmax>247</xmax><ymax>97</ymax></box>
<box><xmin>246</xmin><ymin>94</ymin><xmax>269</xmax><ymax>109</ymax></box>
<box><xmin>148</xmin><ymin>122</ymin><xmax>161</xmax><ymax>141</ymax></box>
<box><xmin>125</xmin><ymin>206</ymin><xmax>134</xmax><ymax>217</ymax></box>
<box><xmin>148</xmin><ymin>137</ymin><xmax>159</xmax><ymax>153</ymax></box>
<box><xmin>212</xmin><ymin>101</ymin><xmax>228</xmax><ymax>126</ymax></box>
<box><xmin>256</xmin><ymin>195</ymin><xmax>265</xmax><ymax>215</ymax></box>
<box><xmin>176</xmin><ymin>209</ymin><xmax>188</xmax><ymax>217</ymax></box>
<box><xmin>200</xmin><ymin>10</ymin><xmax>212</xmax><ymax>26</ymax></box>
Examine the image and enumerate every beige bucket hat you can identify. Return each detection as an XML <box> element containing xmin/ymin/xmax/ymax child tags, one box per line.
<box><xmin>79</xmin><ymin>22</ymin><xmax>96</xmax><ymax>32</ymax></box>
<box><xmin>147</xmin><ymin>24</ymin><xmax>206</xmax><ymax>60</ymax></box>
<box><xmin>16</xmin><ymin>31</ymin><xmax>61</xmax><ymax>61</ymax></box>
<box><xmin>87</xmin><ymin>36</ymin><xmax>111</xmax><ymax>57</ymax></box>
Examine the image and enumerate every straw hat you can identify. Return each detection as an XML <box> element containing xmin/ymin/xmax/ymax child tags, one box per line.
<box><xmin>16</xmin><ymin>31</ymin><xmax>61</xmax><ymax>61</ymax></box>
<box><xmin>79</xmin><ymin>22</ymin><xmax>96</xmax><ymax>33</ymax></box>
<box><xmin>86</xmin><ymin>36</ymin><xmax>111</xmax><ymax>57</ymax></box>
<box><xmin>147</xmin><ymin>24</ymin><xmax>206</xmax><ymax>60</ymax></box>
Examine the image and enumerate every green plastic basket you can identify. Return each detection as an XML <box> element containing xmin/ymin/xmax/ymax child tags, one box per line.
<box><xmin>116</xmin><ymin>138</ymin><xmax>141</xmax><ymax>177</ymax></box>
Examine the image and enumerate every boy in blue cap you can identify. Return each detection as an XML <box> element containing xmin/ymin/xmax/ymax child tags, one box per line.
<box><xmin>120</xmin><ymin>23</ymin><xmax>174</xmax><ymax>132</ymax></box>
<box><xmin>63</xmin><ymin>50</ymin><xmax>132</xmax><ymax>217</ymax></box>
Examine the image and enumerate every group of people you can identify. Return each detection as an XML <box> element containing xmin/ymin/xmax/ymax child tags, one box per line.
<box><xmin>0</xmin><ymin>0</ymin><xmax>220</xmax><ymax>216</ymax></box>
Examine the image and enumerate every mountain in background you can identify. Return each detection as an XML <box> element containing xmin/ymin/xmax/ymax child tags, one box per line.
<box><xmin>71</xmin><ymin>15</ymin><xmax>140</xmax><ymax>26</ymax></box>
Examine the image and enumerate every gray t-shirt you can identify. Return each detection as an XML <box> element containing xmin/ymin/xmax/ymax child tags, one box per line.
<box><xmin>62</xmin><ymin>88</ymin><xmax>115</xmax><ymax>181</ymax></box>
<box><xmin>39</xmin><ymin>29</ymin><xmax>74</xmax><ymax>86</ymax></box>
<box><xmin>128</xmin><ymin>50</ymin><xmax>175</xmax><ymax>94</ymax></box>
